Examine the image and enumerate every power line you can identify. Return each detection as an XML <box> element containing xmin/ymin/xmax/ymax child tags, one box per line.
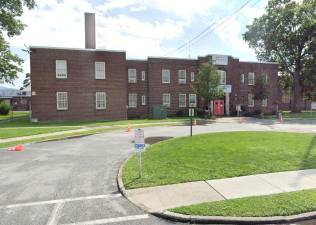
<box><xmin>163</xmin><ymin>0</ymin><xmax>254</xmax><ymax>57</ymax></box>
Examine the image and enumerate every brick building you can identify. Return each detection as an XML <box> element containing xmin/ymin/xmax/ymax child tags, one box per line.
<box><xmin>30</xmin><ymin>13</ymin><xmax>279</xmax><ymax>121</ymax></box>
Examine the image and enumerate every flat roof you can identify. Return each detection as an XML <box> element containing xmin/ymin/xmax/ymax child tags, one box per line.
<box><xmin>30</xmin><ymin>46</ymin><xmax>126</xmax><ymax>53</ymax></box>
<box><xmin>239</xmin><ymin>60</ymin><xmax>278</xmax><ymax>65</ymax></box>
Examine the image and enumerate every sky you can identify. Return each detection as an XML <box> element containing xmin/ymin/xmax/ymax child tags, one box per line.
<box><xmin>3</xmin><ymin>0</ymin><xmax>269</xmax><ymax>88</ymax></box>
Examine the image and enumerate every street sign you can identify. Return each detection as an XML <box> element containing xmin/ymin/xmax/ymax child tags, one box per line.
<box><xmin>219</xmin><ymin>84</ymin><xmax>232</xmax><ymax>93</ymax></box>
<box><xmin>134</xmin><ymin>128</ymin><xmax>145</xmax><ymax>152</ymax></box>
<box><xmin>189</xmin><ymin>108</ymin><xmax>195</xmax><ymax>117</ymax></box>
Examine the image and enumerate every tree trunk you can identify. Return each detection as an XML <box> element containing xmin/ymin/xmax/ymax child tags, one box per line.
<box><xmin>291</xmin><ymin>70</ymin><xmax>302</xmax><ymax>112</ymax></box>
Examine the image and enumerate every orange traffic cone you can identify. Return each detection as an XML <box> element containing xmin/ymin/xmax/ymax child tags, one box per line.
<box><xmin>8</xmin><ymin>145</ymin><xmax>24</xmax><ymax>151</ymax></box>
<box><xmin>126</xmin><ymin>124</ymin><xmax>132</xmax><ymax>132</ymax></box>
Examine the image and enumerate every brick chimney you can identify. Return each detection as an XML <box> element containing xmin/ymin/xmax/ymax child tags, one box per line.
<box><xmin>84</xmin><ymin>12</ymin><xmax>96</xmax><ymax>49</ymax></box>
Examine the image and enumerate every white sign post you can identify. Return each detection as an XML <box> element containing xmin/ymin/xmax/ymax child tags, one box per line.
<box><xmin>134</xmin><ymin>128</ymin><xmax>145</xmax><ymax>178</ymax></box>
<box><xmin>189</xmin><ymin>108</ymin><xmax>195</xmax><ymax>136</ymax></box>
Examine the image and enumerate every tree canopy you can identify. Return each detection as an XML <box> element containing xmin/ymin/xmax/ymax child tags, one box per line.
<box><xmin>0</xmin><ymin>0</ymin><xmax>36</xmax><ymax>84</ymax></box>
<box><xmin>243</xmin><ymin>0</ymin><xmax>316</xmax><ymax>112</ymax></box>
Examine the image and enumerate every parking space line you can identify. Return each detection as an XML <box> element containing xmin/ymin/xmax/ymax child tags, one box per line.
<box><xmin>0</xmin><ymin>193</ymin><xmax>122</xmax><ymax>209</ymax></box>
<box><xmin>46</xmin><ymin>201</ymin><xmax>65</xmax><ymax>225</ymax></box>
<box><xmin>60</xmin><ymin>214</ymin><xmax>150</xmax><ymax>225</ymax></box>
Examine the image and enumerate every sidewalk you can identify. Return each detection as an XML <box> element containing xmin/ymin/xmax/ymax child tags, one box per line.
<box><xmin>124</xmin><ymin>168</ymin><xmax>316</xmax><ymax>212</ymax></box>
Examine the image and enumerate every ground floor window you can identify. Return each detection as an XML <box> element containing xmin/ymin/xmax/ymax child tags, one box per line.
<box><xmin>162</xmin><ymin>93</ymin><xmax>170</xmax><ymax>107</ymax></box>
<box><xmin>248</xmin><ymin>93</ymin><xmax>254</xmax><ymax>107</ymax></box>
<box><xmin>56</xmin><ymin>92</ymin><xmax>68</xmax><ymax>110</ymax></box>
<box><xmin>142</xmin><ymin>95</ymin><xmax>146</xmax><ymax>105</ymax></box>
<box><xmin>179</xmin><ymin>94</ymin><xmax>186</xmax><ymax>107</ymax></box>
<box><xmin>128</xmin><ymin>93</ymin><xmax>137</xmax><ymax>108</ymax></box>
<box><xmin>189</xmin><ymin>94</ymin><xmax>197</xmax><ymax>107</ymax></box>
<box><xmin>96</xmin><ymin>92</ymin><xmax>106</xmax><ymax>109</ymax></box>
<box><xmin>262</xmin><ymin>98</ymin><xmax>268</xmax><ymax>107</ymax></box>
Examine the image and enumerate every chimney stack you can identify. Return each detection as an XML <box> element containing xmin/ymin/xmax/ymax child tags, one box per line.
<box><xmin>84</xmin><ymin>12</ymin><xmax>96</xmax><ymax>49</ymax></box>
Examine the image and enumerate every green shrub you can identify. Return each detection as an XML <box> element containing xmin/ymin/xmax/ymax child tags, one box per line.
<box><xmin>0</xmin><ymin>102</ymin><xmax>10</xmax><ymax>115</ymax></box>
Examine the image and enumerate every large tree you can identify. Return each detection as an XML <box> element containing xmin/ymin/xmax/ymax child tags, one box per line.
<box><xmin>243</xmin><ymin>0</ymin><xmax>316</xmax><ymax>112</ymax></box>
<box><xmin>0</xmin><ymin>0</ymin><xmax>36</xmax><ymax>84</ymax></box>
<box><xmin>195</xmin><ymin>61</ymin><xmax>225</xmax><ymax>113</ymax></box>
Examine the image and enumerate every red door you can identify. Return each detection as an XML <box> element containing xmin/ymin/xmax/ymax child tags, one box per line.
<box><xmin>214</xmin><ymin>100</ymin><xmax>225</xmax><ymax>116</ymax></box>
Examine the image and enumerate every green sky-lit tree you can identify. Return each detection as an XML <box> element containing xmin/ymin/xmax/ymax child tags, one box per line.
<box><xmin>243</xmin><ymin>0</ymin><xmax>316</xmax><ymax>112</ymax></box>
<box><xmin>0</xmin><ymin>0</ymin><xmax>36</xmax><ymax>84</ymax></box>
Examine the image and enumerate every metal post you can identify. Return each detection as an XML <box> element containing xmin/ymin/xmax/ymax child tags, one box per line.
<box><xmin>138</xmin><ymin>152</ymin><xmax>142</xmax><ymax>178</ymax></box>
<box><xmin>190</xmin><ymin>117</ymin><xmax>192</xmax><ymax>137</ymax></box>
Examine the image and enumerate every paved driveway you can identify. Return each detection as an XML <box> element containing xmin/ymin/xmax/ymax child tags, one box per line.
<box><xmin>0</xmin><ymin>120</ymin><xmax>315</xmax><ymax>225</ymax></box>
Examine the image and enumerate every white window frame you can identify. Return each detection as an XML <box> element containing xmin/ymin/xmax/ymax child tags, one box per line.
<box><xmin>162</xmin><ymin>93</ymin><xmax>170</xmax><ymax>107</ymax></box>
<box><xmin>141</xmin><ymin>95</ymin><xmax>146</xmax><ymax>105</ymax></box>
<box><xmin>262</xmin><ymin>98</ymin><xmax>268</xmax><ymax>107</ymax></box>
<box><xmin>141</xmin><ymin>71</ymin><xmax>146</xmax><ymax>81</ymax></box>
<box><xmin>128</xmin><ymin>93</ymin><xmax>137</xmax><ymax>108</ymax></box>
<box><xmin>179</xmin><ymin>94</ymin><xmax>186</xmax><ymax>108</ymax></box>
<box><xmin>56</xmin><ymin>60</ymin><xmax>67</xmax><ymax>79</ymax></box>
<box><xmin>95</xmin><ymin>62</ymin><xmax>106</xmax><ymax>79</ymax></box>
<box><xmin>56</xmin><ymin>92</ymin><xmax>68</xmax><ymax>110</ymax></box>
<box><xmin>189</xmin><ymin>94</ymin><xmax>197</xmax><ymax>107</ymax></box>
<box><xmin>241</xmin><ymin>74</ymin><xmax>245</xmax><ymax>84</ymax></box>
<box><xmin>96</xmin><ymin>92</ymin><xmax>106</xmax><ymax>109</ymax></box>
<box><xmin>162</xmin><ymin>69</ymin><xmax>170</xmax><ymax>84</ymax></box>
<box><xmin>248</xmin><ymin>72</ymin><xmax>255</xmax><ymax>85</ymax></box>
<box><xmin>248</xmin><ymin>93</ymin><xmax>254</xmax><ymax>107</ymax></box>
<box><xmin>217</xmin><ymin>70</ymin><xmax>226</xmax><ymax>85</ymax></box>
<box><xmin>178</xmin><ymin>70</ymin><xmax>186</xmax><ymax>84</ymax></box>
<box><xmin>191</xmin><ymin>72</ymin><xmax>195</xmax><ymax>82</ymax></box>
<box><xmin>128</xmin><ymin>69</ymin><xmax>137</xmax><ymax>83</ymax></box>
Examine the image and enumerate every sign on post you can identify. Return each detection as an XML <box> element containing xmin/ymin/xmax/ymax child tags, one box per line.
<box><xmin>134</xmin><ymin>129</ymin><xmax>145</xmax><ymax>178</ymax></box>
<box><xmin>312</xmin><ymin>102</ymin><xmax>316</xmax><ymax>110</ymax></box>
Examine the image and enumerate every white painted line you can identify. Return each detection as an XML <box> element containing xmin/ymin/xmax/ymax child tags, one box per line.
<box><xmin>0</xmin><ymin>193</ymin><xmax>121</xmax><ymax>209</ymax></box>
<box><xmin>46</xmin><ymin>201</ymin><xmax>65</xmax><ymax>225</ymax></box>
<box><xmin>60</xmin><ymin>214</ymin><xmax>150</xmax><ymax>225</ymax></box>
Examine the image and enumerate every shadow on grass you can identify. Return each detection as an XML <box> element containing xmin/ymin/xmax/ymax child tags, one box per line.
<box><xmin>300</xmin><ymin>135</ymin><xmax>316</xmax><ymax>169</ymax></box>
<box><xmin>145</xmin><ymin>136</ymin><xmax>173</xmax><ymax>145</ymax></box>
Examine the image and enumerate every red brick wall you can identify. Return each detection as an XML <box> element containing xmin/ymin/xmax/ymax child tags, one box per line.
<box><xmin>30</xmin><ymin>48</ymin><xmax>127</xmax><ymax>121</ymax></box>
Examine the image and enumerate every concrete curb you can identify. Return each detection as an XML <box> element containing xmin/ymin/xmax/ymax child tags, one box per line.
<box><xmin>153</xmin><ymin>210</ymin><xmax>316</xmax><ymax>224</ymax></box>
<box><xmin>117</xmin><ymin>161</ymin><xmax>316</xmax><ymax>224</ymax></box>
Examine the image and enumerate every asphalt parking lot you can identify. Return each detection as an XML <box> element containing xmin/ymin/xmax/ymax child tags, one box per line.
<box><xmin>0</xmin><ymin>120</ymin><xmax>315</xmax><ymax>225</ymax></box>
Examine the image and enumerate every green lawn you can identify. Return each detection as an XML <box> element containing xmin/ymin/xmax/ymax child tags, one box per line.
<box><xmin>0</xmin><ymin>111</ymin><xmax>30</xmax><ymax>121</ymax></box>
<box><xmin>171</xmin><ymin>189</ymin><xmax>316</xmax><ymax>217</ymax></box>
<box><xmin>123</xmin><ymin>132</ymin><xmax>316</xmax><ymax>189</ymax></box>
<box><xmin>282</xmin><ymin>111</ymin><xmax>316</xmax><ymax>119</ymax></box>
<box><xmin>0</xmin><ymin>127</ymin><xmax>78</xmax><ymax>139</ymax></box>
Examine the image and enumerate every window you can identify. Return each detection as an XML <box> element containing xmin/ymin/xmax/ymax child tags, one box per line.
<box><xmin>162</xmin><ymin>69</ymin><xmax>170</xmax><ymax>83</ymax></box>
<box><xmin>217</xmin><ymin>70</ymin><xmax>226</xmax><ymax>85</ymax></box>
<box><xmin>128</xmin><ymin>93</ymin><xmax>137</xmax><ymax>108</ymax></box>
<box><xmin>95</xmin><ymin>62</ymin><xmax>105</xmax><ymax>79</ymax></box>
<box><xmin>142</xmin><ymin>95</ymin><xmax>146</xmax><ymax>105</ymax></box>
<box><xmin>248</xmin><ymin>93</ymin><xmax>254</xmax><ymax>107</ymax></box>
<box><xmin>241</xmin><ymin>74</ymin><xmax>245</xmax><ymax>84</ymax></box>
<box><xmin>262</xmin><ymin>98</ymin><xmax>268</xmax><ymax>107</ymax></box>
<box><xmin>96</xmin><ymin>92</ymin><xmax>106</xmax><ymax>109</ymax></box>
<box><xmin>162</xmin><ymin>93</ymin><xmax>170</xmax><ymax>107</ymax></box>
<box><xmin>141</xmin><ymin>71</ymin><xmax>146</xmax><ymax>81</ymax></box>
<box><xmin>56</xmin><ymin>92</ymin><xmax>68</xmax><ymax>110</ymax></box>
<box><xmin>282</xmin><ymin>91</ymin><xmax>291</xmax><ymax>103</ymax></box>
<box><xmin>191</xmin><ymin>72</ymin><xmax>195</xmax><ymax>82</ymax></box>
<box><xmin>178</xmin><ymin>70</ymin><xmax>186</xmax><ymax>84</ymax></box>
<box><xmin>248</xmin><ymin>72</ymin><xmax>255</xmax><ymax>85</ymax></box>
<box><xmin>56</xmin><ymin>60</ymin><xmax>67</xmax><ymax>79</ymax></box>
<box><xmin>128</xmin><ymin>69</ymin><xmax>137</xmax><ymax>83</ymax></box>
<box><xmin>189</xmin><ymin>94</ymin><xmax>197</xmax><ymax>107</ymax></box>
<box><xmin>179</xmin><ymin>94</ymin><xmax>186</xmax><ymax>107</ymax></box>
<box><xmin>263</xmin><ymin>74</ymin><xmax>268</xmax><ymax>84</ymax></box>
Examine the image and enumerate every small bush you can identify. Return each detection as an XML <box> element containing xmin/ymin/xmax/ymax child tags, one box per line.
<box><xmin>0</xmin><ymin>102</ymin><xmax>10</xmax><ymax>115</ymax></box>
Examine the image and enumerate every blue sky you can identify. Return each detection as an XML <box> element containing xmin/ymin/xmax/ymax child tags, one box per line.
<box><xmin>4</xmin><ymin>0</ymin><xmax>269</xmax><ymax>88</ymax></box>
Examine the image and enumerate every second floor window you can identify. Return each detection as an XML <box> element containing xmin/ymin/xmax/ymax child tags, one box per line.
<box><xmin>162</xmin><ymin>69</ymin><xmax>170</xmax><ymax>83</ymax></box>
<box><xmin>56</xmin><ymin>60</ymin><xmax>67</xmax><ymax>79</ymax></box>
<box><xmin>128</xmin><ymin>69</ymin><xmax>137</xmax><ymax>83</ymax></box>
<box><xmin>241</xmin><ymin>74</ymin><xmax>245</xmax><ymax>84</ymax></box>
<box><xmin>217</xmin><ymin>70</ymin><xmax>226</xmax><ymax>85</ymax></box>
<box><xmin>248</xmin><ymin>72</ymin><xmax>255</xmax><ymax>85</ymax></box>
<box><xmin>96</xmin><ymin>92</ymin><xmax>106</xmax><ymax>109</ymax></box>
<box><xmin>141</xmin><ymin>71</ymin><xmax>146</xmax><ymax>81</ymax></box>
<box><xmin>178</xmin><ymin>70</ymin><xmax>186</xmax><ymax>84</ymax></box>
<box><xmin>191</xmin><ymin>72</ymin><xmax>195</xmax><ymax>82</ymax></box>
<box><xmin>128</xmin><ymin>93</ymin><xmax>137</xmax><ymax>108</ymax></box>
<box><xmin>95</xmin><ymin>62</ymin><xmax>106</xmax><ymax>79</ymax></box>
